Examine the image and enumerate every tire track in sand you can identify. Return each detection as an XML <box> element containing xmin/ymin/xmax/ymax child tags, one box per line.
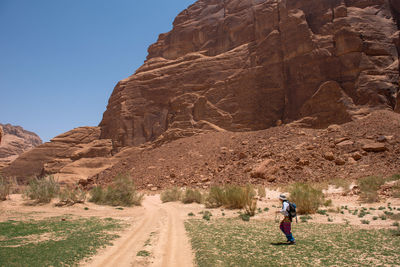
<box><xmin>84</xmin><ymin>195</ymin><xmax>194</xmax><ymax>267</ymax></box>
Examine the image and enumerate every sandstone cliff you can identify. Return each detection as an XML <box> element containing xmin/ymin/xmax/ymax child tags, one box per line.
<box><xmin>100</xmin><ymin>0</ymin><xmax>400</xmax><ymax>149</ymax></box>
<box><xmin>0</xmin><ymin>124</ymin><xmax>42</xmax><ymax>169</ymax></box>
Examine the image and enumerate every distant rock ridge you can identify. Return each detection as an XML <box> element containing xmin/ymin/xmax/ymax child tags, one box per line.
<box><xmin>0</xmin><ymin>124</ymin><xmax>42</xmax><ymax>169</ymax></box>
<box><xmin>100</xmin><ymin>0</ymin><xmax>400</xmax><ymax>149</ymax></box>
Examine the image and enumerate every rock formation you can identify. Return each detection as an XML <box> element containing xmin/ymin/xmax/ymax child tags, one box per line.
<box><xmin>3</xmin><ymin>0</ymin><xmax>400</xmax><ymax>184</ymax></box>
<box><xmin>1</xmin><ymin>127</ymin><xmax>115</xmax><ymax>184</ymax></box>
<box><xmin>100</xmin><ymin>0</ymin><xmax>400</xmax><ymax>149</ymax></box>
<box><xmin>0</xmin><ymin>124</ymin><xmax>42</xmax><ymax>169</ymax></box>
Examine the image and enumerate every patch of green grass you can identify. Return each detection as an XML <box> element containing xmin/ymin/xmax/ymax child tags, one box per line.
<box><xmin>136</xmin><ymin>250</ymin><xmax>150</xmax><ymax>257</ymax></box>
<box><xmin>0</xmin><ymin>217</ymin><xmax>122</xmax><ymax>266</ymax></box>
<box><xmin>185</xmin><ymin>218</ymin><xmax>400</xmax><ymax>266</ymax></box>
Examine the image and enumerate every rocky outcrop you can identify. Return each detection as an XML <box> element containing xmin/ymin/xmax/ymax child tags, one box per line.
<box><xmin>100</xmin><ymin>0</ymin><xmax>400</xmax><ymax>149</ymax></box>
<box><xmin>1</xmin><ymin>127</ymin><xmax>115</xmax><ymax>184</ymax></box>
<box><xmin>0</xmin><ymin>124</ymin><xmax>42</xmax><ymax>169</ymax></box>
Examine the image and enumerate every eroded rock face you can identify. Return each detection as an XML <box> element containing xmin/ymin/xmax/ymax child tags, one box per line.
<box><xmin>0</xmin><ymin>124</ymin><xmax>42</xmax><ymax>169</ymax></box>
<box><xmin>100</xmin><ymin>0</ymin><xmax>400</xmax><ymax>148</ymax></box>
<box><xmin>1</xmin><ymin>127</ymin><xmax>115</xmax><ymax>184</ymax></box>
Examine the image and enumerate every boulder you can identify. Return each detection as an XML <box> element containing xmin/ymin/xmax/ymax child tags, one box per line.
<box><xmin>361</xmin><ymin>141</ymin><xmax>387</xmax><ymax>152</ymax></box>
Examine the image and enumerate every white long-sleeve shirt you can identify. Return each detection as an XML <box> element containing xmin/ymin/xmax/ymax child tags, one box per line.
<box><xmin>280</xmin><ymin>201</ymin><xmax>289</xmax><ymax>217</ymax></box>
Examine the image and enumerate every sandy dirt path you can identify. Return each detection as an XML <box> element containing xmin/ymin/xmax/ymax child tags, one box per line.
<box><xmin>83</xmin><ymin>195</ymin><xmax>195</xmax><ymax>267</ymax></box>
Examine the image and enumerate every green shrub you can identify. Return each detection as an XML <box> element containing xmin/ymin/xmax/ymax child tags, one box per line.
<box><xmin>358</xmin><ymin>176</ymin><xmax>385</xmax><ymax>203</ymax></box>
<box><xmin>392</xmin><ymin>181</ymin><xmax>400</xmax><ymax>198</ymax></box>
<box><xmin>361</xmin><ymin>220</ymin><xmax>370</xmax><ymax>225</ymax></box>
<box><xmin>239</xmin><ymin>213</ymin><xmax>250</xmax><ymax>222</ymax></box>
<box><xmin>324</xmin><ymin>199</ymin><xmax>333</xmax><ymax>207</ymax></box>
<box><xmin>89</xmin><ymin>174</ymin><xmax>143</xmax><ymax>207</ymax></box>
<box><xmin>89</xmin><ymin>186</ymin><xmax>104</xmax><ymax>203</ymax></box>
<box><xmin>182</xmin><ymin>188</ymin><xmax>202</xmax><ymax>204</ymax></box>
<box><xmin>257</xmin><ymin>186</ymin><xmax>266</xmax><ymax>199</ymax></box>
<box><xmin>204</xmin><ymin>186</ymin><xmax>225</xmax><ymax>208</ymax></box>
<box><xmin>391</xmin><ymin>226</ymin><xmax>400</xmax><ymax>236</ymax></box>
<box><xmin>188</xmin><ymin>212</ymin><xmax>195</xmax><ymax>217</ymax></box>
<box><xmin>23</xmin><ymin>176</ymin><xmax>60</xmax><ymax>203</ymax></box>
<box><xmin>300</xmin><ymin>215</ymin><xmax>312</xmax><ymax>223</ymax></box>
<box><xmin>389</xmin><ymin>213</ymin><xmax>400</xmax><ymax>221</ymax></box>
<box><xmin>289</xmin><ymin>183</ymin><xmax>324</xmax><ymax>214</ymax></box>
<box><xmin>160</xmin><ymin>187</ymin><xmax>181</xmax><ymax>203</ymax></box>
<box><xmin>392</xmin><ymin>222</ymin><xmax>400</xmax><ymax>227</ymax></box>
<box><xmin>317</xmin><ymin>209</ymin><xmax>328</xmax><ymax>215</ymax></box>
<box><xmin>57</xmin><ymin>186</ymin><xmax>86</xmax><ymax>206</ymax></box>
<box><xmin>264</xmin><ymin>207</ymin><xmax>269</xmax><ymax>212</ymax></box>
<box><xmin>203</xmin><ymin>211</ymin><xmax>212</xmax><ymax>221</ymax></box>
<box><xmin>0</xmin><ymin>176</ymin><xmax>11</xmax><ymax>201</ymax></box>
<box><xmin>223</xmin><ymin>185</ymin><xmax>249</xmax><ymax>209</ymax></box>
<box><xmin>373</xmin><ymin>216</ymin><xmax>378</xmax><ymax>220</ymax></box>
<box><xmin>387</xmin><ymin>174</ymin><xmax>400</xmax><ymax>182</ymax></box>
<box><xmin>379</xmin><ymin>214</ymin><xmax>387</xmax><ymax>220</ymax></box>
<box><xmin>330</xmin><ymin>178</ymin><xmax>351</xmax><ymax>191</ymax></box>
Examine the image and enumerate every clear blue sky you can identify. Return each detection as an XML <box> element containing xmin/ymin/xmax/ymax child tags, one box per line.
<box><xmin>0</xmin><ymin>0</ymin><xmax>195</xmax><ymax>142</ymax></box>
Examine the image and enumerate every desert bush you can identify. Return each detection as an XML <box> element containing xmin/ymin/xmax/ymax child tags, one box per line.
<box><xmin>330</xmin><ymin>178</ymin><xmax>351</xmax><ymax>191</ymax></box>
<box><xmin>239</xmin><ymin>213</ymin><xmax>250</xmax><ymax>222</ymax></box>
<box><xmin>205</xmin><ymin>186</ymin><xmax>225</xmax><ymax>208</ymax></box>
<box><xmin>160</xmin><ymin>187</ymin><xmax>182</xmax><ymax>203</ymax></box>
<box><xmin>387</xmin><ymin>174</ymin><xmax>400</xmax><ymax>182</ymax></box>
<box><xmin>57</xmin><ymin>186</ymin><xmax>86</xmax><ymax>206</ymax></box>
<box><xmin>89</xmin><ymin>174</ymin><xmax>143</xmax><ymax>206</ymax></box>
<box><xmin>361</xmin><ymin>219</ymin><xmax>370</xmax><ymax>225</ymax></box>
<box><xmin>324</xmin><ymin>199</ymin><xmax>333</xmax><ymax>207</ymax></box>
<box><xmin>358</xmin><ymin>176</ymin><xmax>385</xmax><ymax>203</ymax></box>
<box><xmin>203</xmin><ymin>211</ymin><xmax>212</xmax><ymax>221</ymax></box>
<box><xmin>0</xmin><ymin>176</ymin><xmax>11</xmax><ymax>201</ymax></box>
<box><xmin>257</xmin><ymin>186</ymin><xmax>266</xmax><ymax>199</ymax></box>
<box><xmin>289</xmin><ymin>183</ymin><xmax>324</xmax><ymax>215</ymax></box>
<box><xmin>224</xmin><ymin>185</ymin><xmax>256</xmax><ymax>210</ymax></box>
<box><xmin>182</xmin><ymin>188</ymin><xmax>202</xmax><ymax>204</ymax></box>
<box><xmin>205</xmin><ymin>185</ymin><xmax>256</xmax><ymax>213</ymax></box>
<box><xmin>243</xmin><ymin>185</ymin><xmax>257</xmax><ymax>216</ymax></box>
<box><xmin>392</xmin><ymin>226</ymin><xmax>400</xmax><ymax>236</ymax></box>
<box><xmin>23</xmin><ymin>176</ymin><xmax>60</xmax><ymax>203</ymax></box>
